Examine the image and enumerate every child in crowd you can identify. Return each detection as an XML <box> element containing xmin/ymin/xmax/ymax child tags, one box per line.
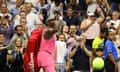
<box><xmin>93</xmin><ymin>48</ymin><xmax>104</xmax><ymax>72</ymax></box>
<box><xmin>55</xmin><ymin>33</ymin><xmax>69</xmax><ymax>72</ymax></box>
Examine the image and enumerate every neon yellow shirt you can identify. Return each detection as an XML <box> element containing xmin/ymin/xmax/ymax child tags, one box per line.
<box><xmin>92</xmin><ymin>37</ymin><xmax>104</xmax><ymax>49</ymax></box>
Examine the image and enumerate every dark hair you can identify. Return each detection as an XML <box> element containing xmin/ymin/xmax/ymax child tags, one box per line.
<box><xmin>103</xmin><ymin>29</ymin><xmax>115</xmax><ymax>50</ymax></box>
<box><xmin>46</xmin><ymin>18</ymin><xmax>55</xmax><ymax>27</ymax></box>
<box><xmin>0</xmin><ymin>33</ymin><xmax>4</xmax><ymax>35</ymax></box>
<box><xmin>61</xmin><ymin>25</ymin><xmax>69</xmax><ymax>33</ymax></box>
<box><xmin>67</xmin><ymin>6</ymin><xmax>73</xmax><ymax>10</ymax></box>
<box><xmin>4</xmin><ymin>15</ymin><xmax>9</xmax><ymax>19</ymax></box>
<box><xmin>14</xmin><ymin>25</ymin><xmax>23</xmax><ymax>31</ymax></box>
<box><xmin>40</xmin><ymin>8</ymin><xmax>48</xmax><ymax>24</ymax></box>
<box><xmin>96</xmin><ymin>48</ymin><xmax>103</xmax><ymax>52</ymax></box>
<box><xmin>55</xmin><ymin>0</ymin><xmax>61</xmax><ymax>3</ymax></box>
<box><xmin>54</xmin><ymin>11</ymin><xmax>61</xmax><ymax>15</ymax></box>
<box><xmin>100</xmin><ymin>27</ymin><xmax>108</xmax><ymax>33</ymax></box>
<box><xmin>58</xmin><ymin>33</ymin><xmax>66</xmax><ymax>41</ymax></box>
<box><xmin>22</xmin><ymin>0</ymin><xmax>25</xmax><ymax>5</ymax></box>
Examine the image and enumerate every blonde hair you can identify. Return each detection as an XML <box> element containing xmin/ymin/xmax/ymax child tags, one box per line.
<box><xmin>13</xmin><ymin>37</ymin><xmax>23</xmax><ymax>45</ymax></box>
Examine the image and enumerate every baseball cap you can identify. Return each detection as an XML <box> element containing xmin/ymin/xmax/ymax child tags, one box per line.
<box><xmin>87</xmin><ymin>12</ymin><xmax>95</xmax><ymax>16</ymax></box>
<box><xmin>96</xmin><ymin>42</ymin><xmax>104</xmax><ymax>51</ymax></box>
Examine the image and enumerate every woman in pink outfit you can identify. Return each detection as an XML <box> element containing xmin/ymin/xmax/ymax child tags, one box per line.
<box><xmin>37</xmin><ymin>19</ymin><xmax>57</xmax><ymax>72</ymax></box>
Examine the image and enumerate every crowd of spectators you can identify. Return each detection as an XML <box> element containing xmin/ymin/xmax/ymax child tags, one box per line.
<box><xmin>0</xmin><ymin>0</ymin><xmax>120</xmax><ymax>72</ymax></box>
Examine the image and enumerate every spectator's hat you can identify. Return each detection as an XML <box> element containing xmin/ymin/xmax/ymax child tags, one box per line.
<box><xmin>96</xmin><ymin>43</ymin><xmax>104</xmax><ymax>51</ymax></box>
<box><xmin>87</xmin><ymin>12</ymin><xmax>95</xmax><ymax>16</ymax></box>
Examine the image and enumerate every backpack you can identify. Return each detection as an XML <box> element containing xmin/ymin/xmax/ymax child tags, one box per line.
<box><xmin>24</xmin><ymin>29</ymin><xmax>43</xmax><ymax>72</ymax></box>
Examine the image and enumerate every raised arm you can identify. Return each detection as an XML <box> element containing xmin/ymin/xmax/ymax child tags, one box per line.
<box><xmin>80</xmin><ymin>19</ymin><xmax>94</xmax><ymax>31</ymax></box>
<box><xmin>96</xmin><ymin>6</ymin><xmax>105</xmax><ymax>24</ymax></box>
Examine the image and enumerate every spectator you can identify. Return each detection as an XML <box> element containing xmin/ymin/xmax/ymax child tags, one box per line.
<box><xmin>107</xmin><ymin>11</ymin><xmax>120</xmax><ymax>30</ymax></box>
<box><xmin>93</xmin><ymin>48</ymin><xmax>104</xmax><ymax>72</ymax></box>
<box><xmin>92</xmin><ymin>27</ymin><xmax>108</xmax><ymax>55</ymax></box>
<box><xmin>67</xmin><ymin>0</ymin><xmax>81</xmax><ymax>14</ymax></box>
<box><xmin>0</xmin><ymin>3</ymin><xmax>12</xmax><ymax>24</ymax></box>
<box><xmin>80</xmin><ymin>7</ymin><xmax>104</xmax><ymax>50</ymax></box>
<box><xmin>8</xmin><ymin>38</ymin><xmax>25</xmax><ymax>72</ymax></box>
<box><xmin>25</xmin><ymin>2</ymin><xmax>39</xmax><ymax>31</ymax></box>
<box><xmin>61</xmin><ymin>25</ymin><xmax>70</xmax><ymax>41</ymax></box>
<box><xmin>6</xmin><ymin>0</ymin><xmax>16</xmax><ymax>11</ymax></box>
<box><xmin>118</xmin><ymin>4</ymin><xmax>120</xmax><ymax>13</ymax></box>
<box><xmin>55</xmin><ymin>33</ymin><xmax>69</xmax><ymax>72</ymax></box>
<box><xmin>70</xmin><ymin>35</ymin><xmax>92</xmax><ymax>72</ymax></box>
<box><xmin>0</xmin><ymin>0</ymin><xmax>120</xmax><ymax>72</ymax></box>
<box><xmin>96</xmin><ymin>0</ymin><xmax>110</xmax><ymax>17</ymax></box>
<box><xmin>0</xmin><ymin>33</ymin><xmax>9</xmax><ymax>72</ymax></box>
<box><xmin>34</xmin><ymin>19</ymin><xmax>44</xmax><ymax>30</ymax></box>
<box><xmin>108</xmin><ymin>0</ymin><xmax>120</xmax><ymax>13</ymax></box>
<box><xmin>49</xmin><ymin>0</ymin><xmax>63</xmax><ymax>18</ymax></box>
<box><xmin>54</xmin><ymin>11</ymin><xmax>66</xmax><ymax>34</ymax></box>
<box><xmin>38</xmin><ymin>9</ymin><xmax>46</xmax><ymax>24</ymax></box>
<box><xmin>115</xmin><ymin>25</ymin><xmax>120</xmax><ymax>50</ymax></box>
<box><xmin>10</xmin><ymin>0</ymin><xmax>24</xmax><ymax>18</ymax></box>
<box><xmin>19</xmin><ymin>5</ymin><xmax>27</xmax><ymax>12</ymax></box>
<box><xmin>0</xmin><ymin>0</ymin><xmax>4</xmax><ymax>7</ymax></box>
<box><xmin>10</xmin><ymin>25</ymin><xmax>28</xmax><ymax>47</ymax></box>
<box><xmin>36</xmin><ymin>0</ymin><xmax>50</xmax><ymax>16</ymax></box>
<box><xmin>20</xmin><ymin>18</ymin><xmax>29</xmax><ymax>36</ymax></box>
<box><xmin>78</xmin><ymin>0</ymin><xmax>87</xmax><ymax>12</ymax></box>
<box><xmin>14</xmin><ymin>11</ymin><xmax>27</xmax><ymax>28</ymax></box>
<box><xmin>25</xmin><ymin>0</ymin><xmax>38</xmax><ymax>7</ymax></box>
<box><xmin>104</xmin><ymin>29</ymin><xmax>118</xmax><ymax>72</ymax></box>
<box><xmin>63</xmin><ymin>7</ymin><xmax>80</xmax><ymax>27</ymax></box>
<box><xmin>92</xmin><ymin>28</ymin><xmax>108</xmax><ymax>72</ymax></box>
<box><xmin>69</xmin><ymin>25</ymin><xmax>79</xmax><ymax>38</ymax></box>
<box><xmin>0</xmin><ymin>18</ymin><xmax>14</xmax><ymax>46</ymax></box>
<box><xmin>67</xmin><ymin>25</ymin><xmax>79</xmax><ymax>51</ymax></box>
<box><xmin>115</xmin><ymin>26</ymin><xmax>120</xmax><ymax>72</ymax></box>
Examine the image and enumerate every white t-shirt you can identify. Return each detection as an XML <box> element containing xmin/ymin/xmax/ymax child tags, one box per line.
<box><xmin>14</xmin><ymin>12</ymin><xmax>39</xmax><ymax>36</ymax></box>
<box><xmin>107</xmin><ymin>19</ymin><xmax>120</xmax><ymax>29</ymax></box>
<box><xmin>49</xmin><ymin>2</ymin><xmax>63</xmax><ymax>18</ymax></box>
<box><xmin>55</xmin><ymin>41</ymin><xmax>68</xmax><ymax>63</ymax></box>
<box><xmin>27</xmin><ymin>12</ymin><xmax>39</xmax><ymax>28</ymax></box>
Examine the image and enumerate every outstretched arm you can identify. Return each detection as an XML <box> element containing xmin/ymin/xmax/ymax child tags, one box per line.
<box><xmin>44</xmin><ymin>19</ymin><xmax>59</xmax><ymax>39</ymax></box>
